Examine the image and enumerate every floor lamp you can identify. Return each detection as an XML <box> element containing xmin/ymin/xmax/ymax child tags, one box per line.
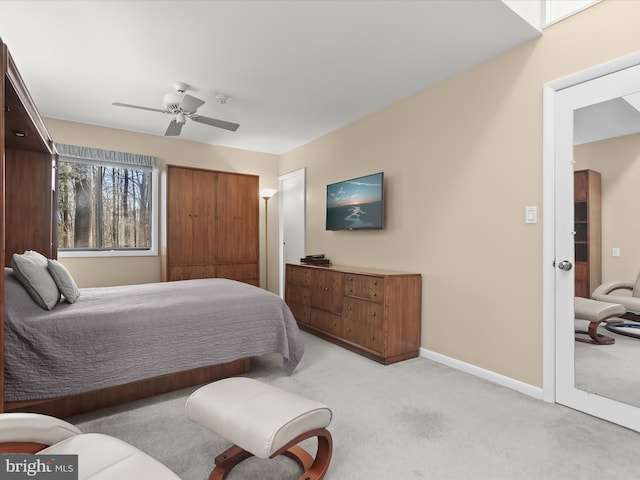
<box><xmin>260</xmin><ymin>188</ymin><xmax>277</xmax><ymax>291</ymax></box>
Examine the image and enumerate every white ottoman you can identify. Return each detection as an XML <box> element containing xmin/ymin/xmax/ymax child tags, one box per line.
<box><xmin>186</xmin><ymin>377</ymin><xmax>333</xmax><ymax>480</ymax></box>
<box><xmin>575</xmin><ymin>297</ymin><xmax>625</xmax><ymax>345</ymax></box>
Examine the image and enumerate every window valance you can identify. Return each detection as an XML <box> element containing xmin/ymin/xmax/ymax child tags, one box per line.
<box><xmin>55</xmin><ymin>143</ymin><xmax>158</xmax><ymax>170</ymax></box>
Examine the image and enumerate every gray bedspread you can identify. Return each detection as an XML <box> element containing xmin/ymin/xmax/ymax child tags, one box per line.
<box><xmin>3</xmin><ymin>269</ymin><xmax>304</xmax><ymax>402</ymax></box>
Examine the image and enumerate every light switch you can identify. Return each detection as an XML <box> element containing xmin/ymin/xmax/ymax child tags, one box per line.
<box><xmin>525</xmin><ymin>206</ymin><xmax>537</xmax><ymax>224</ymax></box>
<box><xmin>613</xmin><ymin>248</ymin><xmax>621</xmax><ymax>257</ymax></box>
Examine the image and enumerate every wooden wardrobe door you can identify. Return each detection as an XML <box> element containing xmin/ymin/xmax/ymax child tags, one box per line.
<box><xmin>167</xmin><ymin>166</ymin><xmax>195</xmax><ymax>266</ymax></box>
<box><xmin>191</xmin><ymin>170</ymin><xmax>216</xmax><ymax>264</ymax></box>
<box><xmin>215</xmin><ymin>173</ymin><xmax>259</xmax><ymax>264</ymax></box>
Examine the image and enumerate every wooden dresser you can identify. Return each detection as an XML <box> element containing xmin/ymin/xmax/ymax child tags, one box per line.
<box><xmin>285</xmin><ymin>263</ymin><xmax>421</xmax><ymax>364</ymax></box>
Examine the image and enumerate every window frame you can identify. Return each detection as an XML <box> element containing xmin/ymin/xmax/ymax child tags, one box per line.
<box><xmin>56</xmin><ymin>150</ymin><xmax>159</xmax><ymax>259</ymax></box>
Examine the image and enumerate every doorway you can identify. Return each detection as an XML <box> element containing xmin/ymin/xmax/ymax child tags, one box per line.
<box><xmin>278</xmin><ymin>168</ymin><xmax>306</xmax><ymax>297</ymax></box>
<box><xmin>544</xmin><ymin>52</ymin><xmax>640</xmax><ymax>431</ymax></box>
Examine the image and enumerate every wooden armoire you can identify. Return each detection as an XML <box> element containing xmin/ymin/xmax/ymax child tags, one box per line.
<box><xmin>574</xmin><ymin>169</ymin><xmax>601</xmax><ymax>298</ymax></box>
<box><xmin>166</xmin><ymin>165</ymin><xmax>259</xmax><ymax>285</ymax></box>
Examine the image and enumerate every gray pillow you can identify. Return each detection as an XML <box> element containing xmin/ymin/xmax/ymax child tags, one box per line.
<box><xmin>11</xmin><ymin>251</ymin><xmax>60</xmax><ymax>310</ymax></box>
<box><xmin>47</xmin><ymin>259</ymin><xmax>80</xmax><ymax>303</ymax></box>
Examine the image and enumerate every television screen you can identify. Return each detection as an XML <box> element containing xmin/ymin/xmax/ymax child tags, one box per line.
<box><xmin>326</xmin><ymin>172</ymin><xmax>384</xmax><ymax>231</ymax></box>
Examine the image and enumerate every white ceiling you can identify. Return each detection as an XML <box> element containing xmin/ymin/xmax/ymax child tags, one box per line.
<box><xmin>574</xmin><ymin>96</ymin><xmax>640</xmax><ymax>145</ymax></box>
<box><xmin>0</xmin><ymin>1</ymin><xmax>541</xmax><ymax>155</ymax></box>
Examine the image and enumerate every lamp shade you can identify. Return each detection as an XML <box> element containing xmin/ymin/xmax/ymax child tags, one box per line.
<box><xmin>260</xmin><ymin>188</ymin><xmax>277</xmax><ymax>199</ymax></box>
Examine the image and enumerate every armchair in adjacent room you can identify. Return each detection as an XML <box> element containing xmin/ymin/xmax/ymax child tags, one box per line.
<box><xmin>591</xmin><ymin>272</ymin><xmax>640</xmax><ymax>318</ymax></box>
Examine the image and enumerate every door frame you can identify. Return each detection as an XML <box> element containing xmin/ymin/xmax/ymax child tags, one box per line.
<box><xmin>543</xmin><ymin>50</ymin><xmax>640</xmax><ymax>430</ymax></box>
<box><xmin>278</xmin><ymin>168</ymin><xmax>306</xmax><ymax>297</ymax></box>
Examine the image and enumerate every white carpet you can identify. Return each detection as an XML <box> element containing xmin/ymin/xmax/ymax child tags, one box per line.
<box><xmin>70</xmin><ymin>331</ymin><xmax>640</xmax><ymax>479</ymax></box>
<box><xmin>575</xmin><ymin>320</ymin><xmax>640</xmax><ymax>408</ymax></box>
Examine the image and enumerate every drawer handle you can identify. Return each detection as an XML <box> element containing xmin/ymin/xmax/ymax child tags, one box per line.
<box><xmin>372</xmin><ymin>293</ymin><xmax>377</xmax><ymax>297</ymax></box>
<box><xmin>332</xmin><ymin>322</ymin><xmax>337</xmax><ymax>327</ymax></box>
<box><xmin>373</xmin><ymin>281</ymin><xmax>377</xmax><ymax>285</ymax></box>
<box><xmin>370</xmin><ymin>336</ymin><xmax>375</xmax><ymax>340</ymax></box>
<box><xmin>347</xmin><ymin>306</ymin><xmax>352</xmax><ymax>310</ymax></box>
<box><xmin>346</xmin><ymin>327</ymin><xmax>352</xmax><ymax>332</ymax></box>
<box><xmin>371</xmin><ymin>312</ymin><xmax>376</xmax><ymax>317</ymax></box>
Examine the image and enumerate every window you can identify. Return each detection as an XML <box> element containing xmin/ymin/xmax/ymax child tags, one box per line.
<box><xmin>56</xmin><ymin>144</ymin><xmax>158</xmax><ymax>256</ymax></box>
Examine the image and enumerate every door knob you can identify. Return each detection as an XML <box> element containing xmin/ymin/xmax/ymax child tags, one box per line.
<box><xmin>557</xmin><ymin>260</ymin><xmax>573</xmax><ymax>271</ymax></box>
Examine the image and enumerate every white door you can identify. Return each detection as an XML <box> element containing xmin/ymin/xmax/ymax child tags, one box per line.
<box><xmin>278</xmin><ymin>168</ymin><xmax>306</xmax><ymax>296</ymax></box>
<box><xmin>547</xmin><ymin>57</ymin><xmax>640</xmax><ymax>431</ymax></box>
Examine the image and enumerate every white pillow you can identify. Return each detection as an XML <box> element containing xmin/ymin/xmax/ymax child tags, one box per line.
<box><xmin>11</xmin><ymin>251</ymin><xmax>60</xmax><ymax>310</ymax></box>
<box><xmin>47</xmin><ymin>259</ymin><xmax>80</xmax><ymax>303</ymax></box>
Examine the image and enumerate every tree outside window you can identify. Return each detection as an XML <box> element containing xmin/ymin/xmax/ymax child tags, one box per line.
<box><xmin>57</xmin><ymin>160</ymin><xmax>152</xmax><ymax>250</ymax></box>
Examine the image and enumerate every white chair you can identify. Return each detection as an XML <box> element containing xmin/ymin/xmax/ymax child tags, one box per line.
<box><xmin>0</xmin><ymin>412</ymin><xmax>180</xmax><ymax>479</ymax></box>
<box><xmin>591</xmin><ymin>272</ymin><xmax>640</xmax><ymax>318</ymax></box>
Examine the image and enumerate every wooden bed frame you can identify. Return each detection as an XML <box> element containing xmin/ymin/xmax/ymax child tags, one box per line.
<box><xmin>5</xmin><ymin>359</ymin><xmax>250</xmax><ymax>418</ymax></box>
<box><xmin>0</xmin><ymin>40</ymin><xmax>251</xmax><ymax>419</ymax></box>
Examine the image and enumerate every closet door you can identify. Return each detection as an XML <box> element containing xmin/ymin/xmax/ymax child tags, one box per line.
<box><xmin>191</xmin><ymin>170</ymin><xmax>216</xmax><ymax>265</ymax></box>
<box><xmin>167</xmin><ymin>166</ymin><xmax>216</xmax><ymax>280</ymax></box>
<box><xmin>215</xmin><ymin>172</ymin><xmax>259</xmax><ymax>285</ymax></box>
<box><xmin>167</xmin><ymin>166</ymin><xmax>194</xmax><ymax>267</ymax></box>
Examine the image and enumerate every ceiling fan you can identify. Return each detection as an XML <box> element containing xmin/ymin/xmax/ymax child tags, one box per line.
<box><xmin>112</xmin><ymin>82</ymin><xmax>239</xmax><ymax>136</ymax></box>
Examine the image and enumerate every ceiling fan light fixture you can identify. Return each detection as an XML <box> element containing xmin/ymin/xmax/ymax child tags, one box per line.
<box><xmin>164</xmin><ymin>92</ymin><xmax>183</xmax><ymax>112</ymax></box>
<box><xmin>113</xmin><ymin>82</ymin><xmax>239</xmax><ymax>136</ymax></box>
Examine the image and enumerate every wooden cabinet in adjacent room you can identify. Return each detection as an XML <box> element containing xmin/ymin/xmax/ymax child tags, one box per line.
<box><xmin>166</xmin><ymin>165</ymin><xmax>259</xmax><ymax>285</ymax></box>
<box><xmin>285</xmin><ymin>263</ymin><xmax>422</xmax><ymax>364</ymax></box>
<box><xmin>574</xmin><ymin>169</ymin><xmax>601</xmax><ymax>298</ymax></box>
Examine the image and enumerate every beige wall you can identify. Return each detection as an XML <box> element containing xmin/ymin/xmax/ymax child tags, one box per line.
<box><xmin>575</xmin><ymin>133</ymin><xmax>640</xmax><ymax>285</ymax></box>
<box><xmin>42</xmin><ymin>1</ymin><xmax>640</xmax><ymax>389</ymax></box>
<box><xmin>280</xmin><ymin>0</ymin><xmax>640</xmax><ymax>387</ymax></box>
<box><xmin>45</xmin><ymin>119</ymin><xmax>280</xmax><ymax>289</ymax></box>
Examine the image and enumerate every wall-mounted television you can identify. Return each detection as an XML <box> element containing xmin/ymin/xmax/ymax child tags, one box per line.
<box><xmin>326</xmin><ymin>172</ymin><xmax>384</xmax><ymax>231</ymax></box>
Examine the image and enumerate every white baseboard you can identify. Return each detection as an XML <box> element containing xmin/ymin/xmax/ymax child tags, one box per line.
<box><xmin>420</xmin><ymin>348</ymin><xmax>544</xmax><ymax>400</ymax></box>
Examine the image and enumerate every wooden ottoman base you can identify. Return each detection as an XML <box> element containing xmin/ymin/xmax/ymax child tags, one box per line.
<box><xmin>211</xmin><ymin>427</ymin><xmax>332</xmax><ymax>480</ymax></box>
<box><xmin>575</xmin><ymin>297</ymin><xmax>626</xmax><ymax>345</ymax></box>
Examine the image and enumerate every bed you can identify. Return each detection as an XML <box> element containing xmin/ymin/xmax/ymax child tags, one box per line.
<box><xmin>3</xmin><ymin>267</ymin><xmax>304</xmax><ymax>417</ymax></box>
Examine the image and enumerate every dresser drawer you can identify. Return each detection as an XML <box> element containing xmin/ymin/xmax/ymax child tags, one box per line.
<box><xmin>311</xmin><ymin>269</ymin><xmax>343</xmax><ymax>314</ymax></box>
<box><xmin>343</xmin><ymin>298</ymin><xmax>384</xmax><ymax>354</ymax></box>
<box><xmin>310</xmin><ymin>308</ymin><xmax>342</xmax><ymax>336</ymax></box>
<box><xmin>217</xmin><ymin>263</ymin><xmax>258</xmax><ymax>282</ymax></box>
<box><xmin>169</xmin><ymin>265</ymin><xmax>216</xmax><ymax>281</ymax></box>
<box><xmin>289</xmin><ymin>303</ymin><xmax>311</xmax><ymax>325</ymax></box>
<box><xmin>286</xmin><ymin>264</ymin><xmax>312</xmax><ymax>287</ymax></box>
<box><xmin>344</xmin><ymin>274</ymin><xmax>383</xmax><ymax>302</ymax></box>
<box><xmin>286</xmin><ymin>284</ymin><xmax>311</xmax><ymax>306</ymax></box>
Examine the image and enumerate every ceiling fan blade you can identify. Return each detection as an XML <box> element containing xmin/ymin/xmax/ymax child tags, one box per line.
<box><xmin>180</xmin><ymin>94</ymin><xmax>205</xmax><ymax>112</ymax></box>
<box><xmin>165</xmin><ymin>119</ymin><xmax>183</xmax><ymax>136</ymax></box>
<box><xmin>112</xmin><ymin>102</ymin><xmax>167</xmax><ymax>113</ymax></box>
<box><xmin>191</xmin><ymin>115</ymin><xmax>240</xmax><ymax>132</ymax></box>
